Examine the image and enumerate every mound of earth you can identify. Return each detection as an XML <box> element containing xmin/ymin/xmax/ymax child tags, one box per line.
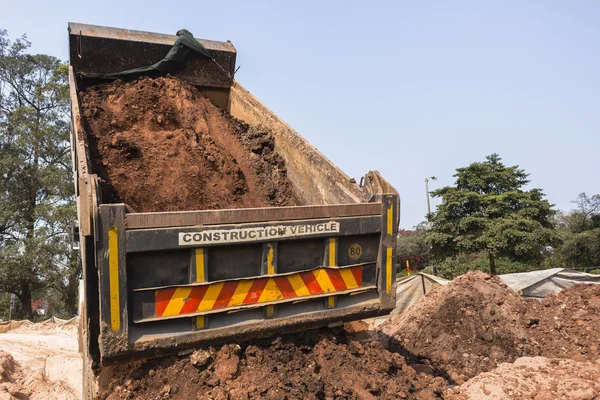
<box><xmin>378</xmin><ymin>271</ymin><xmax>542</xmax><ymax>382</ymax></box>
<box><xmin>533</xmin><ymin>283</ymin><xmax>600</xmax><ymax>361</ymax></box>
<box><xmin>0</xmin><ymin>351</ymin><xmax>16</xmax><ymax>383</ymax></box>
<box><xmin>0</xmin><ymin>350</ymin><xmax>78</xmax><ymax>400</ymax></box>
<box><xmin>446</xmin><ymin>357</ymin><xmax>600</xmax><ymax>400</ymax></box>
<box><xmin>80</xmin><ymin>75</ymin><xmax>296</xmax><ymax>213</ymax></box>
<box><xmin>100</xmin><ymin>326</ymin><xmax>446</xmax><ymax>400</ymax></box>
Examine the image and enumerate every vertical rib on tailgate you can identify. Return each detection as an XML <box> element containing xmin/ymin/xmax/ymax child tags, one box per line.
<box><xmin>96</xmin><ymin>197</ymin><xmax>398</xmax><ymax>361</ymax></box>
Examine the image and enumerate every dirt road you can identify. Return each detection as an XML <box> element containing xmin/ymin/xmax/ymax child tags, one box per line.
<box><xmin>0</xmin><ymin>324</ymin><xmax>81</xmax><ymax>399</ymax></box>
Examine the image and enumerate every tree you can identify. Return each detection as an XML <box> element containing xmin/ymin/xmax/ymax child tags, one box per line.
<box><xmin>0</xmin><ymin>30</ymin><xmax>77</xmax><ymax>319</ymax></box>
<box><xmin>568</xmin><ymin>193</ymin><xmax>600</xmax><ymax>233</ymax></box>
<box><xmin>397</xmin><ymin>222</ymin><xmax>431</xmax><ymax>272</ymax></box>
<box><xmin>553</xmin><ymin>193</ymin><xmax>600</xmax><ymax>271</ymax></box>
<box><xmin>426</xmin><ymin>154</ymin><xmax>558</xmax><ymax>275</ymax></box>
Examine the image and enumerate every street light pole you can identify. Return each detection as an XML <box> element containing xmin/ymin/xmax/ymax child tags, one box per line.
<box><xmin>424</xmin><ymin>176</ymin><xmax>437</xmax><ymax>275</ymax></box>
<box><xmin>425</xmin><ymin>176</ymin><xmax>437</xmax><ymax>228</ymax></box>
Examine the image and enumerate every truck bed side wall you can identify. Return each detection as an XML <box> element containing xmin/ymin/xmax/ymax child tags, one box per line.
<box><xmin>228</xmin><ymin>83</ymin><xmax>367</xmax><ymax>206</ymax></box>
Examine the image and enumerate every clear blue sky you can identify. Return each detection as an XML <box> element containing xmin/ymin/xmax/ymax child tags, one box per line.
<box><xmin>2</xmin><ymin>1</ymin><xmax>598</xmax><ymax>228</ymax></box>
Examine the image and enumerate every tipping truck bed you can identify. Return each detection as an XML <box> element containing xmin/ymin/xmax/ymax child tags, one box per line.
<box><xmin>68</xmin><ymin>23</ymin><xmax>399</xmax><ymax>398</ymax></box>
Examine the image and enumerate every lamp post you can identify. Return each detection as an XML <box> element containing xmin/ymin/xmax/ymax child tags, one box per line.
<box><xmin>425</xmin><ymin>176</ymin><xmax>437</xmax><ymax>228</ymax></box>
<box><xmin>425</xmin><ymin>176</ymin><xmax>437</xmax><ymax>275</ymax></box>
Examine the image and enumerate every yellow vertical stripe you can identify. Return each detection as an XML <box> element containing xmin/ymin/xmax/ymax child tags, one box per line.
<box><xmin>258</xmin><ymin>278</ymin><xmax>284</xmax><ymax>303</ymax></box>
<box><xmin>228</xmin><ymin>280</ymin><xmax>254</xmax><ymax>307</ymax></box>
<box><xmin>386</xmin><ymin>203</ymin><xmax>394</xmax><ymax>294</ymax></box>
<box><xmin>339</xmin><ymin>268</ymin><xmax>359</xmax><ymax>289</ymax></box>
<box><xmin>163</xmin><ymin>287</ymin><xmax>193</xmax><ymax>317</ymax></box>
<box><xmin>387</xmin><ymin>204</ymin><xmax>393</xmax><ymax>235</ymax></box>
<box><xmin>288</xmin><ymin>274</ymin><xmax>311</xmax><ymax>297</ymax></box>
<box><xmin>266</xmin><ymin>305</ymin><xmax>275</xmax><ymax>317</ymax></box>
<box><xmin>312</xmin><ymin>269</ymin><xmax>336</xmax><ymax>293</ymax></box>
<box><xmin>197</xmin><ymin>282</ymin><xmax>224</xmax><ymax>311</ymax></box>
<box><xmin>327</xmin><ymin>296</ymin><xmax>335</xmax><ymax>308</ymax></box>
<box><xmin>267</xmin><ymin>244</ymin><xmax>275</xmax><ymax>274</ymax></box>
<box><xmin>194</xmin><ymin>249</ymin><xmax>206</xmax><ymax>329</ymax></box>
<box><xmin>195</xmin><ymin>248</ymin><xmax>205</xmax><ymax>282</ymax></box>
<box><xmin>386</xmin><ymin>247</ymin><xmax>393</xmax><ymax>293</ymax></box>
<box><xmin>108</xmin><ymin>227</ymin><xmax>120</xmax><ymax>332</ymax></box>
<box><xmin>328</xmin><ymin>238</ymin><xmax>336</xmax><ymax>266</ymax></box>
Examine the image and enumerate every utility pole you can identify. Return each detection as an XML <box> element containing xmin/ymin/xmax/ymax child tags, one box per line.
<box><xmin>425</xmin><ymin>176</ymin><xmax>437</xmax><ymax>228</ymax></box>
<box><xmin>424</xmin><ymin>176</ymin><xmax>437</xmax><ymax>275</ymax></box>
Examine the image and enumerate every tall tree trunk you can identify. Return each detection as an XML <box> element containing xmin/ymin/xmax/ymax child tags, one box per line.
<box><xmin>488</xmin><ymin>252</ymin><xmax>497</xmax><ymax>275</ymax></box>
<box><xmin>21</xmin><ymin>283</ymin><xmax>33</xmax><ymax>320</ymax></box>
<box><xmin>19</xmin><ymin>114</ymin><xmax>40</xmax><ymax>321</ymax></box>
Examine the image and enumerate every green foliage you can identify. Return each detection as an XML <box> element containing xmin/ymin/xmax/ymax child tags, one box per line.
<box><xmin>551</xmin><ymin>193</ymin><xmax>600</xmax><ymax>271</ymax></box>
<box><xmin>427</xmin><ymin>154</ymin><xmax>558</xmax><ymax>275</ymax></box>
<box><xmin>397</xmin><ymin>222</ymin><xmax>430</xmax><ymax>271</ymax></box>
<box><xmin>435</xmin><ymin>253</ymin><xmax>541</xmax><ymax>280</ymax></box>
<box><xmin>0</xmin><ymin>30</ymin><xmax>78</xmax><ymax>319</ymax></box>
<box><xmin>0</xmin><ymin>292</ymin><xmax>11</xmax><ymax>320</ymax></box>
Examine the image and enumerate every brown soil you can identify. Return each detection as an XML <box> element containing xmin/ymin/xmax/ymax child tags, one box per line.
<box><xmin>0</xmin><ymin>349</ymin><xmax>79</xmax><ymax>400</ymax></box>
<box><xmin>532</xmin><ymin>283</ymin><xmax>600</xmax><ymax>361</ymax></box>
<box><xmin>100</xmin><ymin>325</ymin><xmax>447</xmax><ymax>400</ymax></box>
<box><xmin>80</xmin><ymin>76</ymin><xmax>296</xmax><ymax>212</ymax></box>
<box><xmin>379</xmin><ymin>271</ymin><xmax>600</xmax><ymax>385</ymax></box>
<box><xmin>447</xmin><ymin>357</ymin><xmax>600</xmax><ymax>400</ymax></box>
<box><xmin>378</xmin><ymin>271</ymin><xmax>542</xmax><ymax>383</ymax></box>
<box><xmin>0</xmin><ymin>351</ymin><xmax>16</xmax><ymax>384</ymax></box>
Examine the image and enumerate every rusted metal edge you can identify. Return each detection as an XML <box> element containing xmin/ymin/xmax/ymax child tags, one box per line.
<box><xmin>69</xmin><ymin>66</ymin><xmax>94</xmax><ymax>236</ymax></box>
<box><xmin>125</xmin><ymin>202</ymin><xmax>382</xmax><ymax>230</ymax></box>
<box><xmin>133</xmin><ymin>286</ymin><xmax>377</xmax><ymax>324</ymax></box>
<box><xmin>68</xmin><ymin>22</ymin><xmax>236</xmax><ymax>53</ymax></box>
<box><xmin>68</xmin><ymin>66</ymin><xmax>91</xmax><ymax>178</ymax></box>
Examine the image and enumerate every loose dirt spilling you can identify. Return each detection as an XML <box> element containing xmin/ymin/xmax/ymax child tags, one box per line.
<box><xmin>101</xmin><ymin>325</ymin><xmax>446</xmax><ymax>400</ymax></box>
<box><xmin>378</xmin><ymin>271</ymin><xmax>542</xmax><ymax>383</ymax></box>
<box><xmin>446</xmin><ymin>357</ymin><xmax>600</xmax><ymax>400</ymax></box>
<box><xmin>3</xmin><ymin>277</ymin><xmax>599</xmax><ymax>398</ymax></box>
<box><xmin>80</xmin><ymin>76</ymin><xmax>296</xmax><ymax>212</ymax></box>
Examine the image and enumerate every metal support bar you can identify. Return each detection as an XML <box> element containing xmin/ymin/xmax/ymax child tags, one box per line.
<box><xmin>191</xmin><ymin>248</ymin><xmax>208</xmax><ymax>330</ymax></box>
<box><xmin>261</xmin><ymin>243</ymin><xmax>278</xmax><ymax>318</ymax></box>
<box><xmin>376</xmin><ymin>194</ymin><xmax>399</xmax><ymax>309</ymax></box>
<box><xmin>323</xmin><ymin>238</ymin><xmax>338</xmax><ymax>308</ymax></box>
<box><xmin>98</xmin><ymin>205</ymin><xmax>128</xmax><ymax>342</ymax></box>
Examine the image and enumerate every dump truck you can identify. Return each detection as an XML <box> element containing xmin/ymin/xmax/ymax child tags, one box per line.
<box><xmin>68</xmin><ymin>23</ymin><xmax>399</xmax><ymax>398</ymax></box>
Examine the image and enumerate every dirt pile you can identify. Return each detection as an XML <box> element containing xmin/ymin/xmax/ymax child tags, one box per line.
<box><xmin>0</xmin><ymin>351</ymin><xmax>16</xmax><ymax>384</ymax></box>
<box><xmin>379</xmin><ymin>271</ymin><xmax>541</xmax><ymax>382</ymax></box>
<box><xmin>101</xmin><ymin>326</ymin><xmax>446</xmax><ymax>400</ymax></box>
<box><xmin>532</xmin><ymin>283</ymin><xmax>600</xmax><ymax>361</ymax></box>
<box><xmin>80</xmin><ymin>76</ymin><xmax>296</xmax><ymax>213</ymax></box>
<box><xmin>0</xmin><ymin>350</ymin><xmax>78</xmax><ymax>400</ymax></box>
<box><xmin>446</xmin><ymin>357</ymin><xmax>600</xmax><ymax>400</ymax></box>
